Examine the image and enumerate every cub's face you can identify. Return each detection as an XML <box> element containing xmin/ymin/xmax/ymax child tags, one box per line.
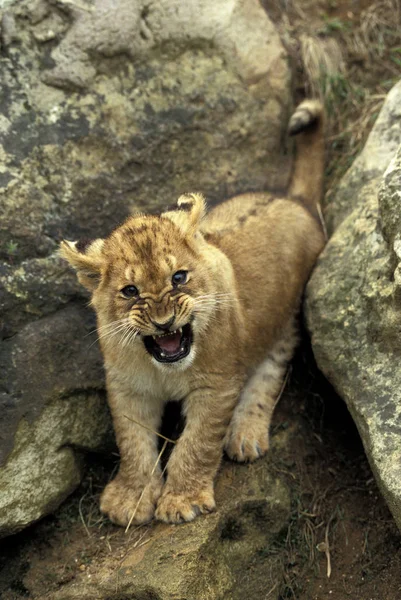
<box><xmin>61</xmin><ymin>194</ymin><xmax>214</xmax><ymax>368</ymax></box>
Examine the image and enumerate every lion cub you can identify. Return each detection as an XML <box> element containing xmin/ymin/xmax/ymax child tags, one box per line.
<box><xmin>61</xmin><ymin>100</ymin><xmax>325</xmax><ymax>525</ymax></box>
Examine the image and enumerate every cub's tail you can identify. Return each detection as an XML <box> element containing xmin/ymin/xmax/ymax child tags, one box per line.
<box><xmin>287</xmin><ymin>99</ymin><xmax>325</xmax><ymax>223</ymax></box>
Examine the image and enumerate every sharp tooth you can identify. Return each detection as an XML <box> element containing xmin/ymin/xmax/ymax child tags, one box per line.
<box><xmin>178</xmin><ymin>327</ymin><xmax>182</xmax><ymax>334</ymax></box>
<box><xmin>160</xmin><ymin>351</ymin><xmax>166</xmax><ymax>357</ymax></box>
<box><xmin>152</xmin><ymin>335</ymin><xmax>157</xmax><ymax>340</ymax></box>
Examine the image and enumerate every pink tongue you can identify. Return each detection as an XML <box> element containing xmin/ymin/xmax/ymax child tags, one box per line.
<box><xmin>156</xmin><ymin>332</ymin><xmax>181</xmax><ymax>353</ymax></box>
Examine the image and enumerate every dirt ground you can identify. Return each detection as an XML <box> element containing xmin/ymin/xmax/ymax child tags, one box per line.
<box><xmin>279</xmin><ymin>349</ymin><xmax>401</xmax><ymax>600</ymax></box>
<box><xmin>1</xmin><ymin>0</ymin><xmax>401</xmax><ymax>599</ymax></box>
<box><xmin>0</xmin><ymin>344</ymin><xmax>400</xmax><ymax>600</ymax></box>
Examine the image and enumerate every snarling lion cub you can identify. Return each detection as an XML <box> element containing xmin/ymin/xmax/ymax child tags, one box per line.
<box><xmin>60</xmin><ymin>100</ymin><xmax>325</xmax><ymax>526</ymax></box>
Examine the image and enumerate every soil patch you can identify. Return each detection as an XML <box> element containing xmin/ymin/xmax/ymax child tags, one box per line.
<box><xmin>0</xmin><ymin>343</ymin><xmax>400</xmax><ymax>599</ymax></box>
<box><xmin>277</xmin><ymin>346</ymin><xmax>401</xmax><ymax>599</ymax></box>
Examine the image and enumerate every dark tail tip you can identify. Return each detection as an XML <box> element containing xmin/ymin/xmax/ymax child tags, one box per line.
<box><xmin>288</xmin><ymin>99</ymin><xmax>323</xmax><ymax>137</ymax></box>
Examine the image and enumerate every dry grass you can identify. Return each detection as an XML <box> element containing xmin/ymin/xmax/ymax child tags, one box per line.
<box><xmin>280</xmin><ymin>0</ymin><xmax>401</xmax><ymax>192</ymax></box>
<box><xmin>279</xmin><ymin>470</ymin><xmax>338</xmax><ymax>598</ymax></box>
<box><xmin>69</xmin><ymin>469</ymin><xmax>153</xmax><ymax>569</ymax></box>
<box><xmin>300</xmin><ymin>34</ymin><xmax>346</xmax><ymax>100</ymax></box>
<box><xmin>352</xmin><ymin>0</ymin><xmax>401</xmax><ymax>61</ymax></box>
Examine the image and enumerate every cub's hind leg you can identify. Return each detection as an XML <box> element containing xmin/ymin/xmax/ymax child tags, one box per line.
<box><xmin>224</xmin><ymin>319</ymin><xmax>298</xmax><ymax>462</ymax></box>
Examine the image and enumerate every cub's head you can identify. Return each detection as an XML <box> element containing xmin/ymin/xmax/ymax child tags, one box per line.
<box><xmin>60</xmin><ymin>193</ymin><xmax>214</xmax><ymax>368</ymax></box>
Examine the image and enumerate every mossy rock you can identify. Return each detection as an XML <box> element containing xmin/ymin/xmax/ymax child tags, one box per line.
<box><xmin>306</xmin><ymin>81</ymin><xmax>401</xmax><ymax>531</ymax></box>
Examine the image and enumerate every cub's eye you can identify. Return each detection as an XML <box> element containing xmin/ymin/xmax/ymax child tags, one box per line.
<box><xmin>120</xmin><ymin>285</ymin><xmax>139</xmax><ymax>298</ymax></box>
<box><xmin>172</xmin><ymin>270</ymin><xmax>188</xmax><ymax>286</ymax></box>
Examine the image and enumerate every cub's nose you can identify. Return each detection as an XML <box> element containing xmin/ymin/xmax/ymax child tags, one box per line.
<box><xmin>151</xmin><ymin>316</ymin><xmax>175</xmax><ymax>331</ymax></box>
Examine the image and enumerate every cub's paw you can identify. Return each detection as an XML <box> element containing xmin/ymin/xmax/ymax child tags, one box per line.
<box><xmin>155</xmin><ymin>487</ymin><xmax>216</xmax><ymax>524</ymax></box>
<box><xmin>100</xmin><ymin>475</ymin><xmax>163</xmax><ymax>527</ymax></box>
<box><xmin>224</xmin><ymin>415</ymin><xmax>269</xmax><ymax>463</ymax></box>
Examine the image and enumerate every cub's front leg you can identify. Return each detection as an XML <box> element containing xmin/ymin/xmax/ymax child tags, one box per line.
<box><xmin>155</xmin><ymin>382</ymin><xmax>240</xmax><ymax>524</ymax></box>
<box><xmin>100</xmin><ymin>385</ymin><xmax>164</xmax><ymax>527</ymax></box>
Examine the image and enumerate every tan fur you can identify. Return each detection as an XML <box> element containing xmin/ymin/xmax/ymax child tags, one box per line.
<box><xmin>60</xmin><ymin>100</ymin><xmax>326</xmax><ymax>525</ymax></box>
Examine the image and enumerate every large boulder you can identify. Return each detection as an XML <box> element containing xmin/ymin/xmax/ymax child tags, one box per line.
<box><xmin>0</xmin><ymin>0</ymin><xmax>291</xmax><ymax>535</ymax></box>
<box><xmin>0</xmin><ymin>306</ymin><xmax>113</xmax><ymax>537</ymax></box>
<box><xmin>306</xmin><ymin>81</ymin><xmax>401</xmax><ymax>530</ymax></box>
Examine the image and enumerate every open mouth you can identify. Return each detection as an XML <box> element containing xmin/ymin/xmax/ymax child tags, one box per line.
<box><xmin>143</xmin><ymin>323</ymin><xmax>193</xmax><ymax>363</ymax></box>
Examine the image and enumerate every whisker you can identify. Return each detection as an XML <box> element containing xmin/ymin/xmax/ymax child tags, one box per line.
<box><xmin>195</xmin><ymin>293</ymin><xmax>234</xmax><ymax>300</ymax></box>
<box><xmin>120</xmin><ymin>325</ymin><xmax>136</xmax><ymax>348</ymax></box>
<box><xmin>121</xmin><ymin>327</ymin><xmax>139</xmax><ymax>349</ymax></box>
<box><xmin>192</xmin><ymin>307</ymin><xmax>221</xmax><ymax>320</ymax></box>
<box><xmin>193</xmin><ymin>299</ymin><xmax>236</xmax><ymax>308</ymax></box>
<box><xmin>84</xmin><ymin>318</ymin><xmax>125</xmax><ymax>338</ymax></box>
<box><xmin>87</xmin><ymin>322</ymin><xmax>131</xmax><ymax>349</ymax></box>
<box><xmin>97</xmin><ymin>322</ymin><xmax>130</xmax><ymax>337</ymax></box>
<box><xmin>96</xmin><ymin>323</ymin><xmax>131</xmax><ymax>343</ymax></box>
<box><xmin>93</xmin><ymin>319</ymin><xmax>130</xmax><ymax>339</ymax></box>
<box><xmin>194</xmin><ymin>294</ymin><xmax>235</xmax><ymax>302</ymax></box>
<box><xmin>196</xmin><ymin>292</ymin><xmax>233</xmax><ymax>296</ymax></box>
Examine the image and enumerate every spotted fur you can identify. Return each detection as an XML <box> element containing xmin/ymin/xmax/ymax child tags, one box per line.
<box><xmin>60</xmin><ymin>100</ymin><xmax>326</xmax><ymax>526</ymax></box>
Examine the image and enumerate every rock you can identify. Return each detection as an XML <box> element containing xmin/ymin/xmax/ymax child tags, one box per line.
<box><xmin>47</xmin><ymin>458</ymin><xmax>291</xmax><ymax>600</ymax></box>
<box><xmin>43</xmin><ymin>0</ymin><xmax>288</xmax><ymax>91</ymax></box>
<box><xmin>0</xmin><ymin>0</ymin><xmax>292</xmax><ymax>534</ymax></box>
<box><xmin>324</xmin><ymin>82</ymin><xmax>401</xmax><ymax>235</ymax></box>
<box><xmin>306</xmin><ymin>80</ymin><xmax>401</xmax><ymax>531</ymax></box>
<box><xmin>0</xmin><ymin>253</ymin><xmax>85</xmax><ymax>335</ymax></box>
<box><xmin>1</xmin><ymin>0</ymin><xmax>290</xmax><ymax>268</ymax></box>
<box><xmin>0</xmin><ymin>306</ymin><xmax>113</xmax><ymax>537</ymax></box>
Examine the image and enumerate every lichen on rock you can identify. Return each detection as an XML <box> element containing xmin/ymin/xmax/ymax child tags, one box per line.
<box><xmin>306</xmin><ymin>80</ymin><xmax>401</xmax><ymax>531</ymax></box>
<box><xmin>0</xmin><ymin>0</ymin><xmax>292</xmax><ymax>536</ymax></box>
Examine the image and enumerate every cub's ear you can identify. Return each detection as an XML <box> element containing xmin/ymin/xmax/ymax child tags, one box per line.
<box><xmin>59</xmin><ymin>238</ymin><xmax>105</xmax><ymax>291</ymax></box>
<box><xmin>163</xmin><ymin>192</ymin><xmax>206</xmax><ymax>236</ymax></box>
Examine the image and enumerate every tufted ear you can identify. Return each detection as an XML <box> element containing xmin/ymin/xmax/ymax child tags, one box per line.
<box><xmin>163</xmin><ymin>193</ymin><xmax>206</xmax><ymax>237</ymax></box>
<box><xmin>59</xmin><ymin>238</ymin><xmax>105</xmax><ymax>291</ymax></box>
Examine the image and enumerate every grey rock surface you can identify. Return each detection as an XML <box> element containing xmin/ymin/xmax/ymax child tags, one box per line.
<box><xmin>47</xmin><ymin>457</ymin><xmax>291</xmax><ymax>600</ymax></box>
<box><xmin>0</xmin><ymin>0</ymin><xmax>292</xmax><ymax>535</ymax></box>
<box><xmin>0</xmin><ymin>305</ymin><xmax>113</xmax><ymax>536</ymax></box>
<box><xmin>306</xmin><ymin>80</ymin><xmax>401</xmax><ymax>531</ymax></box>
